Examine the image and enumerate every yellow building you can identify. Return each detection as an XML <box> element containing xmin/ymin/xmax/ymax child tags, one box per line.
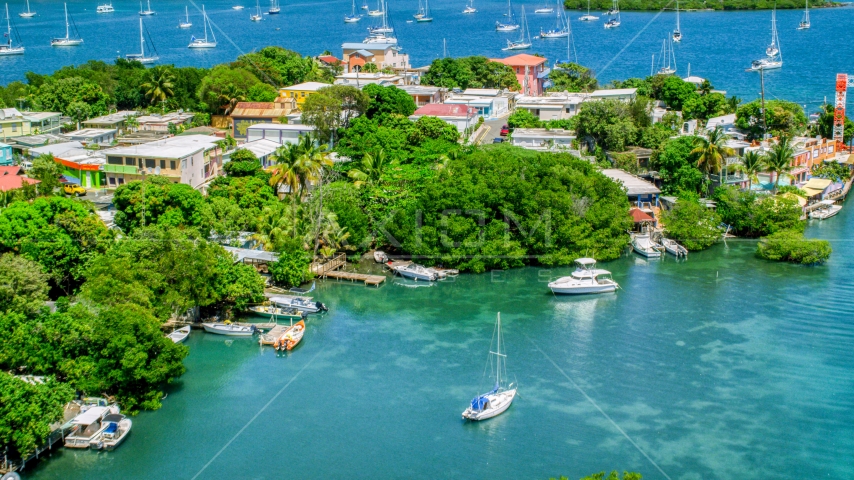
<box><xmin>0</xmin><ymin>108</ymin><xmax>62</xmax><ymax>140</ymax></box>
<box><xmin>278</xmin><ymin>82</ymin><xmax>331</xmax><ymax>106</ymax></box>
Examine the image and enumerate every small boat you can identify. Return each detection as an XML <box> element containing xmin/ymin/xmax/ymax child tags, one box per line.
<box><xmin>797</xmin><ymin>0</ymin><xmax>810</xmax><ymax>29</ymax></box>
<box><xmin>51</xmin><ymin>4</ymin><xmax>83</xmax><ymax>46</ymax></box>
<box><xmin>604</xmin><ymin>15</ymin><xmax>620</xmax><ymax>28</ymax></box>
<box><xmin>363</xmin><ymin>31</ymin><xmax>396</xmax><ymax>43</ymax></box>
<box><xmin>345</xmin><ymin>0</ymin><xmax>361</xmax><ymax>22</ymax></box>
<box><xmin>672</xmin><ymin>0</ymin><xmax>682</xmax><ymax>42</ymax></box>
<box><xmin>0</xmin><ymin>4</ymin><xmax>24</xmax><ymax>55</ymax></box>
<box><xmin>496</xmin><ymin>0</ymin><xmax>519</xmax><ymax>31</ymax></box>
<box><xmin>232</xmin><ymin>5</ymin><xmax>245</xmax><ymax>9</ymax></box>
<box><xmin>578</xmin><ymin>0</ymin><xmax>598</xmax><ymax>21</ymax></box>
<box><xmin>179</xmin><ymin>5</ymin><xmax>192</xmax><ymax>28</ymax></box>
<box><xmin>189</xmin><ymin>5</ymin><xmax>216</xmax><ymax>48</ymax></box>
<box><xmin>96</xmin><ymin>3</ymin><xmax>114</xmax><ymax>13</ymax></box>
<box><xmin>367</xmin><ymin>0</ymin><xmax>383</xmax><ymax>16</ymax></box>
<box><xmin>90</xmin><ymin>414</ymin><xmax>131</xmax><ymax>451</ymax></box>
<box><xmin>632</xmin><ymin>234</ymin><xmax>663</xmax><ymax>258</ymax></box>
<box><xmin>65</xmin><ymin>405</ymin><xmax>120</xmax><ymax>448</ymax></box>
<box><xmin>374</xmin><ymin>250</ymin><xmax>389</xmax><ymax>263</ymax></box>
<box><xmin>503</xmin><ymin>6</ymin><xmax>531</xmax><ymax>50</ymax></box>
<box><xmin>393</xmin><ymin>263</ymin><xmax>438</xmax><ymax>281</ymax></box>
<box><xmin>547</xmin><ymin>258</ymin><xmax>619</xmax><ymax>294</ymax></box>
<box><xmin>605</xmin><ymin>0</ymin><xmax>619</xmax><ymax>14</ymax></box>
<box><xmin>747</xmin><ymin>57</ymin><xmax>782</xmax><ymax>71</ymax></box>
<box><xmin>250</xmin><ymin>0</ymin><xmax>262</xmax><ymax>21</ymax></box>
<box><xmin>462</xmin><ymin>313</ymin><xmax>516</xmax><ymax>421</ymax></box>
<box><xmin>202</xmin><ymin>323</ymin><xmax>256</xmax><ymax>336</ymax></box>
<box><xmin>248</xmin><ymin>305</ymin><xmax>305</xmax><ymax>320</ymax></box>
<box><xmin>463</xmin><ymin>0</ymin><xmax>476</xmax><ymax>14</ymax></box>
<box><xmin>166</xmin><ymin>325</ymin><xmax>191</xmax><ymax>343</ymax></box>
<box><xmin>660</xmin><ymin>238</ymin><xmax>688</xmax><ymax>257</ymax></box>
<box><xmin>125</xmin><ymin>18</ymin><xmax>159</xmax><ymax>64</ymax></box>
<box><xmin>269</xmin><ymin>295</ymin><xmax>328</xmax><ymax>313</ymax></box>
<box><xmin>139</xmin><ymin>0</ymin><xmax>155</xmax><ymax>16</ymax></box>
<box><xmin>275</xmin><ymin>320</ymin><xmax>305</xmax><ymax>351</ymax></box>
<box><xmin>809</xmin><ymin>200</ymin><xmax>842</xmax><ymax>219</ymax></box>
<box><xmin>268</xmin><ymin>0</ymin><xmax>280</xmax><ymax>14</ymax></box>
<box><xmin>534</xmin><ymin>6</ymin><xmax>554</xmax><ymax>14</ymax></box>
<box><xmin>19</xmin><ymin>0</ymin><xmax>35</xmax><ymax>18</ymax></box>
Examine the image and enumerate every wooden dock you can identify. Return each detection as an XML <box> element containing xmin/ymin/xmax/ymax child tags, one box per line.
<box><xmin>311</xmin><ymin>253</ymin><xmax>386</xmax><ymax>287</ymax></box>
<box><xmin>259</xmin><ymin>324</ymin><xmax>291</xmax><ymax>345</ymax></box>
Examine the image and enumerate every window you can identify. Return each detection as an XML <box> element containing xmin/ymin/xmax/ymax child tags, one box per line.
<box><xmin>126</xmin><ymin>157</ymin><xmax>135</xmax><ymax>166</ymax></box>
<box><xmin>170</xmin><ymin>160</ymin><xmax>176</xmax><ymax>170</ymax></box>
<box><xmin>107</xmin><ymin>156</ymin><xmax>123</xmax><ymax>165</ymax></box>
<box><xmin>11</xmin><ymin>123</ymin><xmax>17</xmax><ymax>132</ymax></box>
<box><xmin>118</xmin><ymin>177</ymin><xmax>124</xmax><ymax>185</ymax></box>
<box><xmin>160</xmin><ymin>160</ymin><xmax>166</xmax><ymax>169</ymax></box>
<box><xmin>145</xmin><ymin>159</ymin><xmax>155</xmax><ymax>168</ymax></box>
<box><xmin>108</xmin><ymin>176</ymin><xmax>116</xmax><ymax>186</ymax></box>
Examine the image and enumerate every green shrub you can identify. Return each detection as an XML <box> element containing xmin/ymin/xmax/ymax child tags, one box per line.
<box><xmin>662</xmin><ymin>197</ymin><xmax>722</xmax><ymax>251</ymax></box>
<box><xmin>269</xmin><ymin>241</ymin><xmax>313</xmax><ymax>287</ymax></box>
<box><xmin>756</xmin><ymin>229</ymin><xmax>831</xmax><ymax>265</ymax></box>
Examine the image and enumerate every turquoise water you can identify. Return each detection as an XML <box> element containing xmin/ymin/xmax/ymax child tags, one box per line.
<box><xmin>4</xmin><ymin>0</ymin><xmax>854</xmax><ymax>109</ymax></box>
<box><xmin>23</xmin><ymin>206</ymin><xmax>854</xmax><ymax>479</ymax></box>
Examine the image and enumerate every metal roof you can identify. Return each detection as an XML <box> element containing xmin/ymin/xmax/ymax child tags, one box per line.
<box><xmin>601</xmin><ymin>169</ymin><xmax>661</xmax><ymax>196</ymax></box>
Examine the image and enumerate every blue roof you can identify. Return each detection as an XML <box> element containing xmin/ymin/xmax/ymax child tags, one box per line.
<box><xmin>355</xmin><ymin>49</ymin><xmax>375</xmax><ymax>57</ymax></box>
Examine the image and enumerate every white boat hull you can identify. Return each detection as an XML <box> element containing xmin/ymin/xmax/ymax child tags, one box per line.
<box><xmin>809</xmin><ymin>205</ymin><xmax>842</xmax><ymax>219</ymax></box>
<box><xmin>166</xmin><ymin>326</ymin><xmax>191</xmax><ymax>343</ymax></box>
<box><xmin>462</xmin><ymin>389</ymin><xmax>516</xmax><ymax>421</ymax></box>
<box><xmin>633</xmin><ymin>244</ymin><xmax>661</xmax><ymax>257</ymax></box>
<box><xmin>396</xmin><ymin>269</ymin><xmax>436</xmax><ymax>281</ymax></box>
<box><xmin>0</xmin><ymin>47</ymin><xmax>24</xmax><ymax>55</ymax></box>
<box><xmin>189</xmin><ymin>41</ymin><xmax>217</xmax><ymax>48</ymax></box>
<box><xmin>19</xmin><ymin>12</ymin><xmax>36</xmax><ymax>18</ymax></box>
<box><xmin>51</xmin><ymin>39</ymin><xmax>83</xmax><ymax>46</ymax></box>
<box><xmin>202</xmin><ymin>323</ymin><xmax>255</xmax><ymax>336</ymax></box>
<box><xmin>548</xmin><ymin>282</ymin><xmax>617</xmax><ymax>295</ymax></box>
<box><xmin>496</xmin><ymin>24</ymin><xmax>519</xmax><ymax>31</ymax></box>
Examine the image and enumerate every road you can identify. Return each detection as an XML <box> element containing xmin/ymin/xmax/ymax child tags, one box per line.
<box><xmin>476</xmin><ymin>116</ymin><xmax>510</xmax><ymax>145</ymax></box>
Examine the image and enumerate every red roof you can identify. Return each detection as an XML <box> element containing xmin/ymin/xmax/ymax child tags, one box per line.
<box><xmin>629</xmin><ymin>208</ymin><xmax>654</xmax><ymax>223</ymax></box>
<box><xmin>0</xmin><ymin>166</ymin><xmax>39</xmax><ymax>192</ymax></box>
<box><xmin>317</xmin><ymin>55</ymin><xmax>340</xmax><ymax>64</ymax></box>
<box><xmin>490</xmin><ymin>54</ymin><xmax>548</xmax><ymax>68</ymax></box>
<box><xmin>412</xmin><ymin>103</ymin><xmax>476</xmax><ymax>118</ymax></box>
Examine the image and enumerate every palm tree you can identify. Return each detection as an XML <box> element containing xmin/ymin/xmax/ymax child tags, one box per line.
<box><xmin>692</xmin><ymin>126</ymin><xmax>735</xmax><ymax>183</ymax></box>
<box><xmin>348</xmin><ymin>149</ymin><xmax>390</xmax><ymax>188</ymax></box>
<box><xmin>218</xmin><ymin>84</ymin><xmax>246</xmax><ymax>115</ymax></box>
<box><xmin>737</xmin><ymin>150</ymin><xmax>765</xmax><ymax>191</ymax></box>
<box><xmin>267</xmin><ymin>135</ymin><xmax>332</xmax><ymax>237</ymax></box>
<box><xmin>141</xmin><ymin>66</ymin><xmax>175</xmax><ymax>106</ymax></box>
<box><xmin>763</xmin><ymin>136</ymin><xmax>796</xmax><ymax>191</ymax></box>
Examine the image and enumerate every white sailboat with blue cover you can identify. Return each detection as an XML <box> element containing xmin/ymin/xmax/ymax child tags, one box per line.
<box><xmin>462</xmin><ymin>313</ymin><xmax>517</xmax><ymax>421</ymax></box>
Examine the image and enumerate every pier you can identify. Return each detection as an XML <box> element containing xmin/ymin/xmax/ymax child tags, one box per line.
<box><xmin>259</xmin><ymin>323</ymin><xmax>291</xmax><ymax>345</ymax></box>
<box><xmin>311</xmin><ymin>253</ymin><xmax>386</xmax><ymax>287</ymax></box>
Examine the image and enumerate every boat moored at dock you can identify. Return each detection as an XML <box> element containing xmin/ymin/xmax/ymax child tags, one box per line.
<box><xmin>632</xmin><ymin>234</ymin><xmax>663</xmax><ymax>258</ymax></box>
<box><xmin>166</xmin><ymin>325</ymin><xmax>191</xmax><ymax>343</ymax></box>
<box><xmin>393</xmin><ymin>263</ymin><xmax>438</xmax><ymax>281</ymax></box>
<box><xmin>90</xmin><ymin>414</ymin><xmax>132</xmax><ymax>451</ymax></box>
<box><xmin>269</xmin><ymin>295</ymin><xmax>327</xmax><ymax>313</ymax></box>
<box><xmin>202</xmin><ymin>323</ymin><xmax>256</xmax><ymax>336</ymax></box>
<box><xmin>809</xmin><ymin>200</ymin><xmax>842</xmax><ymax>220</ymax></box>
<box><xmin>64</xmin><ymin>405</ymin><xmax>120</xmax><ymax>449</ymax></box>
<box><xmin>661</xmin><ymin>238</ymin><xmax>688</xmax><ymax>257</ymax></box>
<box><xmin>248</xmin><ymin>304</ymin><xmax>306</xmax><ymax>320</ymax></box>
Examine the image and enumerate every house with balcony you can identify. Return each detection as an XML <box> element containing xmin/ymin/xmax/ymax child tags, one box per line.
<box><xmin>444</xmin><ymin>89</ymin><xmax>510</xmax><ymax>119</ymax></box>
<box><xmin>102</xmin><ymin>135</ymin><xmax>222</xmax><ymax>190</ymax></box>
<box><xmin>0</xmin><ymin>109</ymin><xmax>62</xmax><ymax>140</ymax></box>
<box><xmin>490</xmin><ymin>54</ymin><xmax>548</xmax><ymax>96</ymax></box>
<box><xmin>135</xmin><ymin>112</ymin><xmax>196</xmax><ymax>132</ymax></box>
<box><xmin>791</xmin><ymin>136</ymin><xmax>837</xmax><ymax>183</ymax></box>
<box><xmin>341</xmin><ymin>42</ymin><xmax>411</xmax><ymax>73</ymax></box>
<box><xmin>246</xmin><ymin>123</ymin><xmax>317</xmax><ymax>146</ymax></box>
<box><xmin>397</xmin><ymin>85</ymin><xmax>443</xmax><ymax>107</ymax></box>
<box><xmin>515</xmin><ymin>93</ymin><xmax>587</xmax><ymax>121</ymax></box>
<box><xmin>510</xmin><ymin>129</ymin><xmax>576</xmax><ymax>151</ymax></box>
<box><xmin>63</xmin><ymin>128</ymin><xmax>116</xmax><ymax>146</ymax></box>
<box><xmin>82</xmin><ymin>111</ymin><xmax>138</xmax><ymax>135</ymax></box>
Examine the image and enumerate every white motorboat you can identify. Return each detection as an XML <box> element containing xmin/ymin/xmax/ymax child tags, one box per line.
<box><xmin>125</xmin><ymin>18</ymin><xmax>159</xmax><ymax>64</ymax></box>
<box><xmin>232</xmin><ymin>5</ymin><xmax>245</xmax><ymax>9</ymax></box>
<box><xmin>672</xmin><ymin>0</ymin><xmax>682</xmax><ymax>42</ymax></box>
<box><xmin>188</xmin><ymin>5</ymin><xmax>216</xmax><ymax>48</ymax></box>
<box><xmin>798</xmin><ymin>0</ymin><xmax>810</xmax><ymax>29</ymax></box>
<box><xmin>660</xmin><ymin>238</ymin><xmax>688</xmax><ymax>257</ymax></box>
<box><xmin>578</xmin><ymin>0</ymin><xmax>598</xmax><ymax>21</ymax></box>
<box><xmin>809</xmin><ymin>200</ymin><xmax>842</xmax><ymax>220</ymax></box>
<box><xmin>534</xmin><ymin>5</ymin><xmax>554</xmax><ymax>14</ymax></box>
<box><xmin>632</xmin><ymin>234</ymin><xmax>663</xmax><ymax>258</ymax></box>
<box><xmin>139</xmin><ymin>0</ymin><xmax>155</xmax><ymax>16</ymax></box>
<box><xmin>51</xmin><ymin>4</ymin><xmax>83</xmax><ymax>46</ymax></box>
<box><xmin>547</xmin><ymin>258</ymin><xmax>618</xmax><ymax>295</ymax></box>
<box><xmin>0</xmin><ymin>4</ymin><xmax>24</xmax><ymax>55</ymax></box>
<box><xmin>96</xmin><ymin>3</ymin><xmax>114</xmax><ymax>13</ymax></box>
<box><xmin>90</xmin><ymin>414</ymin><xmax>131</xmax><ymax>451</ymax></box>
<box><xmin>656</xmin><ymin>37</ymin><xmax>676</xmax><ymax>75</ymax></box>
<box><xmin>19</xmin><ymin>0</ymin><xmax>35</xmax><ymax>18</ymax></box>
<box><xmin>248</xmin><ymin>304</ymin><xmax>306</xmax><ymax>319</ymax></box>
<box><xmin>539</xmin><ymin>0</ymin><xmax>568</xmax><ymax>38</ymax></box>
<box><xmin>503</xmin><ymin>6</ymin><xmax>531</xmax><ymax>50</ymax></box>
<box><xmin>463</xmin><ymin>0</ymin><xmax>476</xmax><ymax>14</ymax></box>
<box><xmin>268</xmin><ymin>0</ymin><xmax>280</xmax><ymax>14</ymax></box>
<box><xmin>202</xmin><ymin>323</ymin><xmax>256</xmax><ymax>336</ymax></box>
<box><xmin>496</xmin><ymin>0</ymin><xmax>519</xmax><ymax>31</ymax></box>
<box><xmin>462</xmin><ymin>313</ymin><xmax>517</xmax><ymax>421</ymax></box>
<box><xmin>393</xmin><ymin>263</ymin><xmax>439</xmax><ymax>281</ymax></box>
<box><xmin>345</xmin><ymin>0</ymin><xmax>361</xmax><ymax>22</ymax></box>
<box><xmin>166</xmin><ymin>325</ymin><xmax>191</xmax><ymax>343</ymax></box>
<box><xmin>64</xmin><ymin>405</ymin><xmax>120</xmax><ymax>448</ymax></box>
<box><xmin>250</xmin><ymin>0</ymin><xmax>263</xmax><ymax>21</ymax></box>
<box><xmin>269</xmin><ymin>295</ymin><xmax>328</xmax><ymax>313</ymax></box>
<box><xmin>373</xmin><ymin>250</ymin><xmax>389</xmax><ymax>263</ymax></box>
<box><xmin>179</xmin><ymin>5</ymin><xmax>192</xmax><ymax>28</ymax></box>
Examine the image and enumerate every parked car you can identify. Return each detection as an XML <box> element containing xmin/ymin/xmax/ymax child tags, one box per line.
<box><xmin>19</xmin><ymin>160</ymin><xmax>32</xmax><ymax>170</ymax></box>
<box><xmin>492</xmin><ymin>137</ymin><xmax>504</xmax><ymax>144</ymax></box>
<box><xmin>63</xmin><ymin>184</ymin><xmax>86</xmax><ymax>196</ymax></box>
<box><xmin>499</xmin><ymin>125</ymin><xmax>510</xmax><ymax>136</ymax></box>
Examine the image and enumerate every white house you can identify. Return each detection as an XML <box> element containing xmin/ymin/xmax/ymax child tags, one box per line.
<box><xmin>103</xmin><ymin>134</ymin><xmax>222</xmax><ymax>189</ymax></box>
<box><xmin>246</xmin><ymin>123</ymin><xmax>317</xmax><ymax>145</ymax></box>
<box><xmin>510</xmin><ymin>128</ymin><xmax>576</xmax><ymax>151</ymax></box>
<box><xmin>444</xmin><ymin>89</ymin><xmax>510</xmax><ymax>119</ymax></box>
<box><xmin>515</xmin><ymin>93</ymin><xmax>587</xmax><ymax>121</ymax></box>
<box><xmin>63</xmin><ymin>128</ymin><xmax>116</xmax><ymax>146</ymax></box>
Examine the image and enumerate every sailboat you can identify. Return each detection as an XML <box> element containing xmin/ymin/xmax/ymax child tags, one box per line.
<box><xmin>18</xmin><ymin>0</ymin><xmax>34</xmax><ymax>18</ymax></box>
<box><xmin>51</xmin><ymin>3</ymin><xmax>83</xmax><ymax>46</ymax></box>
<box><xmin>367</xmin><ymin>0</ymin><xmax>383</xmax><ymax>16</ymax></box>
<box><xmin>416</xmin><ymin>0</ymin><xmax>432</xmax><ymax>22</ymax></box>
<box><xmin>414</xmin><ymin>0</ymin><xmax>425</xmax><ymax>19</ymax></box>
<box><xmin>188</xmin><ymin>5</ymin><xmax>217</xmax><ymax>48</ymax></box>
<box><xmin>345</xmin><ymin>0</ymin><xmax>361</xmax><ymax>22</ymax></box>
<box><xmin>0</xmin><ymin>4</ymin><xmax>24</xmax><ymax>55</ymax></box>
<box><xmin>461</xmin><ymin>313</ymin><xmax>517</xmax><ymax>422</ymax></box>
<box><xmin>139</xmin><ymin>0</ymin><xmax>155</xmax><ymax>16</ymax></box>
<box><xmin>798</xmin><ymin>0</ymin><xmax>810</xmax><ymax>30</ymax></box>
<box><xmin>179</xmin><ymin>6</ymin><xmax>192</xmax><ymax>28</ymax></box>
<box><xmin>496</xmin><ymin>0</ymin><xmax>519</xmax><ymax>31</ymax></box>
<box><xmin>672</xmin><ymin>0</ymin><xmax>682</xmax><ymax>42</ymax></box>
<box><xmin>578</xmin><ymin>0</ymin><xmax>598</xmax><ymax>21</ymax></box>
<box><xmin>540</xmin><ymin>0</ymin><xmax>569</xmax><ymax>38</ymax></box>
<box><xmin>748</xmin><ymin>8</ymin><xmax>782</xmax><ymax>71</ymax></box>
<box><xmin>250</xmin><ymin>0</ymin><xmax>263</xmax><ymax>20</ymax></box>
<box><xmin>463</xmin><ymin>0</ymin><xmax>476</xmax><ymax>14</ymax></box>
<box><xmin>604</xmin><ymin>0</ymin><xmax>620</xmax><ymax>28</ymax></box>
<box><xmin>656</xmin><ymin>37</ymin><xmax>676</xmax><ymax>75</ymax></box>
<box><xmin>125</xmin><ymin>18</ymin><xmax>158</xmax><ymax>64</ymax></box>
<box><xmin>268</xmin><ymin>0</ymin><xmax>280</xmax><ymax>14</ymax></box>
<box><xmin>367</xmin><ymin>0</ymin><xmax>393</xmax><ymax>35</ymax></box>
<box><xmin>504</xmin><ymin>7</ymin><xmax>531</xmax><ymax>50</ymax></box>
<box><xmin>361</xmin><ymin>0</ymin><xmax>368</xmax><ymax>10</ymax></box>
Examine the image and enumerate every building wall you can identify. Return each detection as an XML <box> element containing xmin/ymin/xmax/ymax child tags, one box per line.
<box><xmin>233</xmin><ymin>117</ymin><xmax>281</xmax><ymax>139</ymax></box>
<box><xmin>0</xmin><ymin>120</ymin><xmax>32</xmax><ymax>139</ymax></box>
<box><xmin>0</xmin><ymin>145</ymin><xmax>12</xmax><ymax>166</ymax></box>
<box><xmin>279</xmin><ymin>89</ymin><xmax>316</xmax><ymax>106</ymax></box>
<box><xmin>247</xmin><ymin>127</ymin><xmax>315</xmax><ymax>145</ymax></box>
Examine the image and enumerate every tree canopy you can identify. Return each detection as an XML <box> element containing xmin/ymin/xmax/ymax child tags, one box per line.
<box><xmin>420</xmin><ymin>56</ymin><xmax>519</xmax><ymax>91</ymax></box>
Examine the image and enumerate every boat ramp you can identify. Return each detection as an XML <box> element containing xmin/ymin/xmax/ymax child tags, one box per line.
<box><xmin>311</xmin><ymin>253</ymin><xmax>386</xmax><ymax>287</ymax></box>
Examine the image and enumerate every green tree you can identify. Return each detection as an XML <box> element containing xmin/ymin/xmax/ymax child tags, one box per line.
<box><xmin>508</xmin><ymin>109</ymin><xmax>544</xmax><ymax>129</ymax></box>
<box><xmin>659</xmin><ymin>76</ymin><xmax>696</xmax><ymax>110</ymax></box>
<box><xmin>141</xmin><ymin>65</ymin><xmax>176</xmax><ymax>106</ymax></box>
<box><xmin>113</xmin><ymin>176</ymin><xmax>213</xmax><ymax>234</ymax></box>
<box><xmin>269</xmin><ymin>240</ymin><xmax>312</xmax><ymax>287</ymax></box>
<box><xmin>653</xmin><ymin>136</ymin><xmax>707</xmax><ymax>194</ymax></box>
<box><xmin>301</xmin><ymin>91</ymin><xmax>344</xmax><ymax>143</ymax></box>
<box><xmin>713</xmin><ymin>186</ymin><xmax>803</xmax><ymax>237</ymax></box>
<box><xmin>348</xmin><ymin>148</ymin><xmax>392</xmax><ymax>188</ymax></box>
<box><xmin>29</xmin><ymin>153</ymin><xmax>61</xmax><ymax>194</ymax></box>
<box><xmin>738</xmin><ymin>150</ymin><xmax>765</xmax><ymax>191</ymax></box>
<box><xmin>757</xmin><ymin>229</ymin><xmax>831</xmax><ymax>265</ymax></box>
<box><xmin>247</xmin><ymin>83</ymin><xmax>279</xmax><ymax>102</ymax></box>
<box><xmin>363</xmin><ymin>84</ymin><xmax>417</xmax><ymax>119</ymax></box>
<box><xmin>197</xmin><ymin>65</ymin><xmax>262</xmax><ymax>114</ymax></box>
<box><xmin>812</xmin><ymin>103</ymin><xmax>854</xmax><ymax>143</ymax></box>
<box><xmin>549</xmin><ymin>62</ymin><xmax>599</xmax><ymax>92</ymax></box>
<box><xmin>421</xmin><ymin>56</ymin><xmax>519</xmax><ymax>91</ymax></box>
<box><xmin>691</xmin><ymin>126</ymin><xmax>735</xmax><ymax>177</ymax></box>
<box><xmin>0</xmin><ymin>373</ymin><xmax>73</xmax><ymax>458</ymax></box>
<box><xmin>662</xmin><ymin>196</ymin><xmax>722</xmax><ymax>250</ymax></box>
<box><xmin>0</xmin><ymin>253</ymin><xmax>50</xmax><ymax>316</ymax></box>
<box><xmin>35</xmin><ymin>76</ymin><xmax>111</xmax><ymax>118</ymax></box>
<box><xmin>762</xmin><ymin>136</ymin><xmax>796</xmax><ymax>190</ymax></box>
<box><xmin>735</xmin><ymin>99</ymin><xmax>808</xmax><ymax>140</ymax></box>
<box><xmin>224</xmin><ymin>149</ymin><xmax>263</xmax><ymax>177</ymax></box>
<box><xmin>361</xmin><ymin>62</ymin><xmax>379</xmax><ymax>73</ymax></box>
<box><xmin>232</xmin><ymin>46</ymin><xmax>337</xmax><ymax>86</ymax></box>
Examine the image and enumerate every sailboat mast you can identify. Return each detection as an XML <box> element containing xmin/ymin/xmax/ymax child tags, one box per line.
<box><xmin>676</xmin><ymin>0</ymin><xmax>680</xmax><ymax>31</ymax></box>
<box><xmin>496</xmin><ymin>313</ymin><xmax>501</xmax><ymax>387</ymax></box>
<box><xmin>139</xmin><ymin>18</ymin><xmax>144</xmax><ymax>57</ymax></box>
<box><xmin>64</xmin><ymin>3</ymin><xmax>70</xmax><ymax>40</ymax></box>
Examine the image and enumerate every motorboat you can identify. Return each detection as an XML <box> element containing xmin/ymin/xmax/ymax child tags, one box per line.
<box><xmin>19</xmin><ymin>0</ymin><xmax>35</xmax><ymax>18</ymax></box>
<box><xmin>90</xmin><ymin>414</ymin><xmax>131</xmax><ymax>451</ymax></box>
<box><xmin>248</xmin><ymin>305</ymin><xmax>305</xmax><ymax>320</ymax></box>
<box><xmin>96</xmin><ymin>3</ymin><xmax>114</xmax><ymax>13</ymax></box>
<box><xmin>496</xmin><ymin>0</ymin><xmax>519</xmax><ymax>31</ymax></box>
<box><xmin>125</xmin><ymin>18</ymin><xmax>159</xmax><ymax>64</ymax></box>
<box><xmin>534</xmin><ymin>6</ymin><xmax>554</xmax><ymax>14</ymax></box>
<box><xmin>202</xmin><ymin>323</ymin><xmax>256</xmax><ymax>336</ymax></box>
<box><xmin>463</xmin><ymin>0</ymin><xmax>476</xmax><ymax>14</ymax></box>
<box><xmin>660</xmin><ymin>238</ymin><xmax>688</xmax><ymax>257</ymax></box>
<box><xmin>503</xmin><ymin>6</ymin><xmax>531</xmax><ymax>50</ymax></box>
<box><xmin>268</xmin><ymin>0</ymin><xmax>280</xmax><ymax>14</ymax></box>
<box><xmin>139</xmin><ymin>0</ymin><xmax>155</xmax><ymax>16</ymax></box>
<box><xmin>179</xmin><ymin>5</ymin><xmax>192</xmax><ymax>27</ymax></box>
<box><xmin>798</xmin><ymin>0</ymin><xmax>810</xmax><ymax>29</ymax></box>
<box><xmin>345</xmin><ymin>0</ymin><xmax>361</xmax><ymax>22</ymax></box>
<box><xmin>166</xmin><ymin>325</ymin><xmax>191</xmax><ymax>343</ymax></box>
<box><xmin>232</xmin><ymin>5</ymin><xmax>245</xmax><ymax>9</ymax></box>
<box><xmin>393</xmin><ymin>263</ymin><xmax>438</xmax><ymax>281</ymax></box>
<box><xmin>0</xmin><ymin>4</ymin><xmax>24</xmax><ymax>55</ymax></box>
<box><xmin>547</xmin><ymin>258</ymin><xmax>618</xmax><ymax>295</ymax></box>
<box><xmin>269</xmin><ymin>295</ymin><xmax>328</xmax><ymax>313</ymax></box>
<box><xmin>374</xmin><ymin>250</ymin><xmax>389</xmax><ymax>263</ymax></box>
<box><xmin>578</xmin><ymin>0</ymin><xmax>598</xmax><ymax>21</ymax></box>
<box><xmin>275</xmin><ymin>320</ymin><xmax>305</xmax><ymax>351</ymax></box>
<box><xmin>64</xmin><ymin>405</ymin><xmax>120</xmax><ymax>448</ymax></box>
<box><xmin>188</xmin><ymin>5</ymin><xmax>216</xmax><ymax>48</ymax></box>
<box><xmin>250</xmin><ymin>0</ymin><xmax>263</xmax><ymax>21</ymax></box>
<box><xmin>809</xmin><ymin>200</ymin><xmax>842</xmax><ymax>220</ymax></box>
<box><xmin>672</xmin><ymin>0</ymin><xmax>682</xmax><ymax>42</ymax></box>
<box><xmin>632</xmin><ymin>234</ymin><xmax>663</xmax><ymax>258</ymax></box>
<box><xmin>462</xmin><ymin>313</ymin><xmax>516</xmax><ymax>421</ymax></box>
<box><xmin>51</xmin><ymin>3</ymin><xmax>83</xmax><ymax>46</ymax></box>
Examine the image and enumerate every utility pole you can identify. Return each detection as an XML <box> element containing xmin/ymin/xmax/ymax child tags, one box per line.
<box><xmin>760</xmin><ymin>66</ymin><xmax>767</xmax><ymax>140</ymax></box>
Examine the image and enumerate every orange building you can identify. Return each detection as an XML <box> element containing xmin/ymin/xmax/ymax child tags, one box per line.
<box><xmin>791</xmin><ymin>137</ymin><xmax>837</xmax><ymax>183</ymax></box>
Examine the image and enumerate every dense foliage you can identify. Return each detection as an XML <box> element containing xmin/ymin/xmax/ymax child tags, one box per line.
<box><xmin>420</xmin><ymin>56</ymin><xmax>520</xmax><ymax>91</ymax></box>
<box><xmin>714</xmin><ymin>186</ymin><xmax>804</xmax><ymax>237</ymax></box>
<box><xmin>736</xmin><ymin>99</ymin><xmax>808</xmax><ymax>140</ymax></box>
<box><xmin>549</xmin><ymin>471</ymin><xmax>642</xmax><ymax>480</ymax></box>
<box><xmin>652</xmin><ymin>136</ymin><xmax>707</xmax><ymax>194</ymax></box>
<box><xmin>756</xmin><ymin>229</ymin><xmax>832</xmax><ymax>265</ymax></box>
<box><xmin>549</xmin><ymin>63</ymin><xmax>599</xmax><ymax>92</ymax></box>
<box><xmin>662</xmin><ymin>196</ymin><xmax>722</xmax><ymax>250</ymax></box>
<box><xmin>113</xmin><ymin>176</ymin><xmax>213</xmax><ymax>234</ymax></box>
<box><xmin>0</xmin><ymin>373</ymin><xmax>74</xmax><ymax>459</ymax></box>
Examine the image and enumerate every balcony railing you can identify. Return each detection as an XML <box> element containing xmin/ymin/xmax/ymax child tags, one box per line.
<box><xmin>710</xmin><ymin>172</ymin><xmax>747</xmax><ymax>184</ymax></box>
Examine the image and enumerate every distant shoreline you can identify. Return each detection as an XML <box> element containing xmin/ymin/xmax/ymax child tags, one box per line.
<box><xmin>562</xmin><ymin>1</ymin><xmax>845</xmax><ymax>11</ymax></box>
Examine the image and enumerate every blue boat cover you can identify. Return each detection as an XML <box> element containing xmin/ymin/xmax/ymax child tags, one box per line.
<box><xmin>104</xmin><ymin>422</ymin><xmax>118</xmax><ymax>434</ymax></box>
<box><xmin>469</xmin><ymin>385</ymin><xmax>499</xmax><ymax>411</ymax></box>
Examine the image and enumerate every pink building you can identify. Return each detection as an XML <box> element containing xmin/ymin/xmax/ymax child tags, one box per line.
<box><xmin>490</xmin><ymin>54</ymin><xmax>548</xmax><ymax>96</ymax></box>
